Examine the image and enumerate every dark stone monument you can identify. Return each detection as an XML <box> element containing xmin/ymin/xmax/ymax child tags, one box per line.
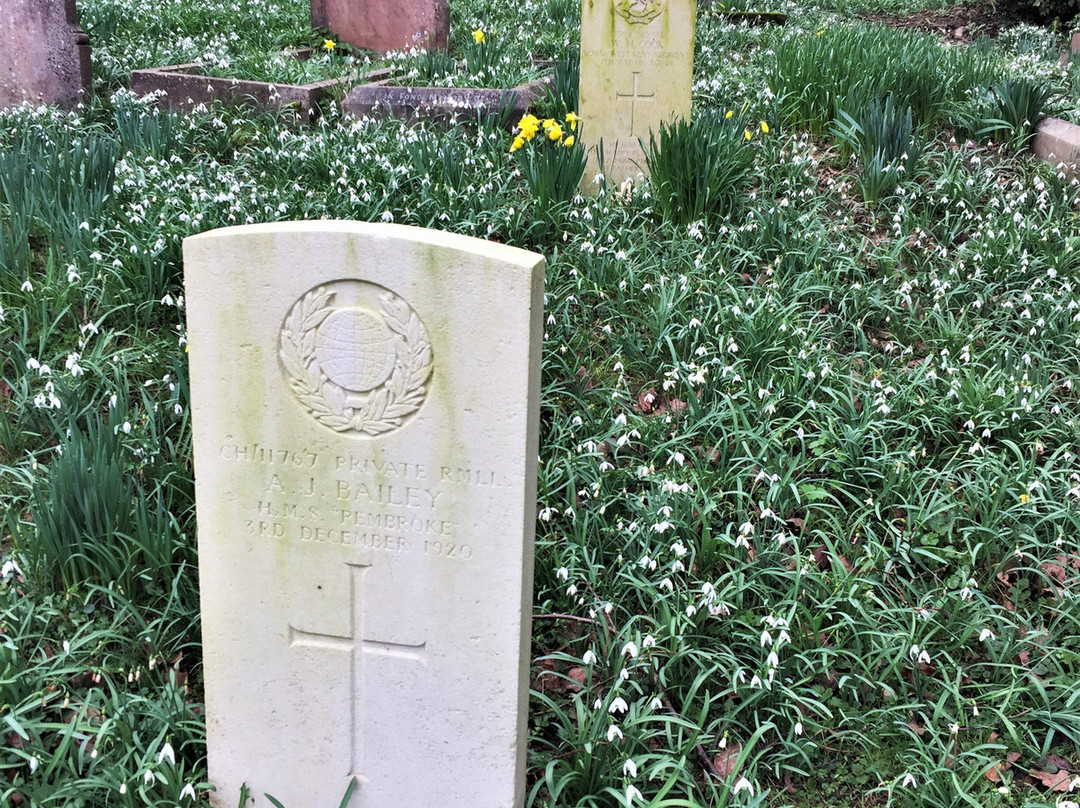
<box><xmin>0</xmin><ymin>0</ymin><xmax>92</xmax><ymax>110</ymax></box>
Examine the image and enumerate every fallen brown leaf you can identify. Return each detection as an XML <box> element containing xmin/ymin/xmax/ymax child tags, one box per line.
<box><xmin>712</xmin><ymin>743</ymin><xmax>741</xmax><ymax>778</ymax></box>
<box><xmin>1029</xmin><ymin>769</ymin><xmax>1073</xmax><ymax>792</ymax></box>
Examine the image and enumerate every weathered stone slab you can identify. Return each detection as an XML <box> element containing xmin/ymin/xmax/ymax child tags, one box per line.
<box><xmin>1033</xmin><ymin>116</ymin><xmax>1080</xmax><ymax>179</ymax></box>
<box><xmin>312</xmin><ymin>0</ymin><xmax>449</xmax><ymax>54</ymax></box>
<box><xmin>344</xmin><ymin>75</ymin><xmax>551</xmax><ymax>125</ymax></box>
<box><xmin>184</xmin><ymin>221</ymin><xmax>544</xmax><ymax>808</ymax></box>
<box><xmin>578</xmin><ymin>0</ymin><xmax>696</xmax><ymax>187</ymax></box>
<box><xmin>130</xmin><ymin>57</ymin><xmax>391</xmax><ymax>118</ymax></box>
<box><xmin>0</xmin><ymin>0</ymin><xmax>91</xmax><ymax>110</ymax></box>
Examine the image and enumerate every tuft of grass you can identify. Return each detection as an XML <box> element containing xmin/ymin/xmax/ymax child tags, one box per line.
<box><xmin>643</xmin><ymin>112</ymin><xmax>758</xmax><ymax>226</ymax></box>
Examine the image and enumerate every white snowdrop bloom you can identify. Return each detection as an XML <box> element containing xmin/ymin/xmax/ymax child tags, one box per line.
<box><xmin>1</xmin><ymin>559</ymin><xmax>24</xmax><ymax>579</ymax></box>
<box><xmin>732</xmin><ymin>777</ymin><xmax>754</xmax><ymax>796</ymax></box>
<box><xmin>766</xmin><ymin>651</ymin><xmax>779</xmax><ymax>668</ymax></box>
<box><xmin>157</xmin><ymin>742</ymin><xmax>176</xmax><ymax>765</ymax></box>
<box><xmin>649</xmin><ymin>696</ymin><xmax>664</xmax><ymax>710</ymax></box>
<box><xmin>917</xmin><ymin>650</ymin><xmax>931</xmax><ymax>665</ymax></box>
<box><xmin>21</xmin><ymin>280</ymin><xmax>33</xmax><ymax>292</ymax></box>
<box><xmin>119</xmin><ymin>784</ymin><xmax>128</xmax><ymax>795</ymax></box>
<box><xmin>29</xmin><ymin>757</ymin><xmax>39</xmax><ymax>773</ymax></box>
<box><xmin>901</xmin><ymin>773</ymin><xmax>917</xmax><ymax>788</ymax></box>
<box><xmin>750</xmin><ymin>674</ymin><xmax>763</xmax><ymax>689</ymax></box>
<box><xmin>63</xmin><ymin>640</ymin><xmax>70</xmax><ymax>653</ymax></box>
<box><xmin>949</xmin><ymin>723</ymin><xmax>959</xmax><ymax>735</ymax></box>
<box><xmin>380</xmin><ymin>210</ymin><xmax>394</xmax><ymax>222</ymax></box>
<box><xmin>794</xmin><ymin>722</ymin><xmax>803</xmax><ymax>736</ymax></box>
<box><xmin>607</xmin><ymin>724</ymin><xmax>624</xmax><ymax>742</ymax></box>
<box><xmin>623</xmin><ymin>758</ymin><xmax>638</xmax><ymax>778</ymax></box>
<box><xmin>180</xmin><ymin>784</ymin><xmax>198</xmax><ymax>800</ymax></box>
<box><xmin>609</xmin><ymin>697</ymin><xmax>629</xmax><ymax>714</ymax></box>
<box><xmin>622</xmin><ymin>641</ymin><xmax>639</xmax><ymax>658</ymax></box>
<box><xmin>979</xmin><ymin>629</ymin><xmax>996</xmax><ymax>642</ymax></box>
<box><xmin>760</xmin><ymin>631</ymin><xmax>772</xmax><ymax>647</ymax></box>
<box><xmin>556</xmin><ymin>567</ymin><xmax>569</xmax><ymax>581</ymax></box>
<box><xmin>625</xmin><ymin>784</ymin><xmax>643</xmax><ymax>805</ymax></box>
<box><xmin>659</xmin><ymin>578</ymin><xmax>673</xmax><ymax>592</ymax></box>
<box><xmin>582</xmin><ymin>649</ymin><xmax>597</xmax><ymax>665</ymax></box>
<box><xmin>143</xmin><ymin>770</ymin><xmax>155</xmax><ymax>785</ymax></box>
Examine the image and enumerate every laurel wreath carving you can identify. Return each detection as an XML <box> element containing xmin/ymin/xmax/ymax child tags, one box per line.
<box><xmin>279</xmin><ymin>286</ymin><xmax>433</xmax><ymax>435</ymax></box>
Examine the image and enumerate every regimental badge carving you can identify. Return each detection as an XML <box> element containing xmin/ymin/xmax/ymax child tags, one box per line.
<box><xmin>280</xmin><ymin>281</ymin><xmax>433</xmax><ymax>435</ymax></box>
<box><xmin>614</xmin><ymin>0</ymin><xmax>665</xmax><ymax>24</ymax></box>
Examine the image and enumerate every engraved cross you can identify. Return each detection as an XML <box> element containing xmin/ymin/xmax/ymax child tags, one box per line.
<box><xmin>615</xmin><ymin>72</ymin><xmax>655</xmax><ymax>136</ymax></box>
<box><xmin>289</xmin><ymin>561</ymin><xmax>427</xmax><ymax>780</ymax></box>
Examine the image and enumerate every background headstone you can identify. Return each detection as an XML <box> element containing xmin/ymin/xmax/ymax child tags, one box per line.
<box><xmin>0</xmin><ymin>0</ymin><xmax>91</xmax><ymax>110</ymax></box>
<box><xmin>578</xmin><ymin>0</ymin><xmax>696</xmax><ymax>187</ymax></box>
<box><xmin>312</xmin><ymin>0</ymin><xmax>450</xmax><ymax>54</ymax></box>
<box><xmin>185</xmin><ymin>221</ymin><xmax>543</xmax><ymax>808</ymax></box>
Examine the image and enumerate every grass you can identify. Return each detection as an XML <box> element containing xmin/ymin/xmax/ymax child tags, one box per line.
<box><xmin>3</xmin><ymin>0</ymin><xmax>1080</xmax><ymax>806</ymax></box>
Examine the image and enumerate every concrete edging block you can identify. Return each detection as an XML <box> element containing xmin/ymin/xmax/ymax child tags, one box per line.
<box><xmin>1033</xmin><ymin>116</ymin><xmax>1080</xmax><ymax>179</ymax></box>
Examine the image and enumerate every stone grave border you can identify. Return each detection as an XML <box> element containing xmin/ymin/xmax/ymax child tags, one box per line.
<box><xmin>1034</xmin><ymin>117</ymin><xmax>1080</xmax><ymax>180</ymax></box>
<box><xmin>131</xmin><ymin>50</ymin><xmax>551</xmax><ymax>124</ymax></box>
<box><xmin>130</xmin><ymin>49</ymin><xmax>391</xmax><ymax>118</ymax></box>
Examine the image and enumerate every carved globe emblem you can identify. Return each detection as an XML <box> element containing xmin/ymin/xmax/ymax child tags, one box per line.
<box><xmin>280</xmin><ymin>282</ymin><xmax>433</xmax><ymax>436</ymax></box>
<box><xmin>314</xmin><ymin>308</ymin><xmax>397</xmax><ymax>392</ymax></box>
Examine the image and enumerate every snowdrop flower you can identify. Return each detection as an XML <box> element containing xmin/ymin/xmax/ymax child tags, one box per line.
<box><xmin>157</xmin><ymin>742</ymin><xmax>176</xmax><ymax>765</ymax></box>
<box><xmin>143</xmin><ymin>770</ymin><xmax>155</xmax><ymax>785</ymax></box>
<box><xmin>749</xmin><ymin>674</ymin><xmax>763</xmax><ymax>689</ymax></box>
<box><xmin>556</xmin><ymin>567</ymin><xmax>569</xmax><ymax>581</ymax></box>
<box><xmin>62</xmin><ymin>640</ymin><xmax>70</xmax><ymax>654</ymax></box>
<box><xmin>582</xmin><ymin>649</ymin><xmax>597</xmax><ymax>665</ymax></box>
<box><xmin>29</xmin><ymin>756</ymin><xmax>39</xmax><ymax>773</ymax></box>
<box><xmin>609</xmin><ymin>697</ymin><xmax>629</xmax><ymax>714</ymax></box>
<box><xmin>760</xmin><ymin>630</ymin><xmax>772</xmax><ymax>647</ymax></box>
<box><xmin>623</xmin><ymin>758</ymin><xmax>638</xmax><ymax>778</ymax></box>
<box><xmin>794</xmin><ymin>722</ymin><xmax>803</xmax><ymax>736</ymax></box>
<box><xmin>649</xmin><ymin>696</ymin><xmax>664</xmax><ymax>710</ymax></box>
<box><xmin>119</xmin><ymin>784</ymin><xmax>128</xmax><ymax>795</ymax></box>
<box><xmin>622</xmin><ymin>641</ymin><xmax>639</xmax><ymax>658</ymax></box>
<box><xmin>901</xmin><ymin>773</ymin><xmax>917</xmax><ymax>787</ymax></box>
<box><xmin>979</xmin><ymin>629</ymin><xmax>996</xmax><ymax>642</ymax></box>
<box><xmin>21</xmin><ymin>280</ymin><xmax>33</xmax><ymax>292</ymax></box>
<box><xmin>180</xmin><ymin>784</ymin><xmax>198</xmax><ymax>801</ymax></box>
<box><xmin>607</xmin><ymin>724</ymin><xmax>624</xmax><ymax>742</ymax></box>
<box><xmin>625</xmin><ymin>784</ymin><xmax>643</xmax><ymax>805</ymax></box>
<box><xmin>732</xmin><ymin>777</ymin><xmax>755</xmax><ymax>796</ymax></box>
<box><xmin>1</xmin><ymin>559</ymin><xmax>23</xmax><ymax>579</ymax></box>
<box><xmin>949</xmin><ymin>723</ymin><xmax>959</xmax><ymax>735</ymax></box>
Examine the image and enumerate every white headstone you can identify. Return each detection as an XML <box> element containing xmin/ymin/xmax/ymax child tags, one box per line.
<box><xmin>578</xmin><ymin>0</ymin><xmax>697</xmax><ymax>187</ymax></box>
<box><xmin>184</xmin><ymin>221</ymin><xmax>544</xmax><ymax>808</ymax></box>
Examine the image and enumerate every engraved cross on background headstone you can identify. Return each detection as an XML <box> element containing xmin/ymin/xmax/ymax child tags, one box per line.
<box><xmin>289</xmin><ymin>561</ymin><xmax>427</xmax><ymax>780</ymax></box>
<box><xmin>615</xmin><ymin>72</ymin><xmax>655</xmax><ymax>137</ymax></box>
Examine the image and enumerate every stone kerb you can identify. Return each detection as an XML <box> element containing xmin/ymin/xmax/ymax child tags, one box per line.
<box><xmin>343</xmin><ymin>75</ymin><xmax>552</xmax><ymax>125</ymax></box>
<box><xmin>1</xmin><ymin>0</ymin><xmax>92</xmax><ymax>111</ymax></box>
<box><xmin>131</xmin><ymin>56</ymin><xmax>552</xmax><ymax>126</ymax></box>
<box><xmin>1033</xmin><ymin>116</ymin><xmax>1080</xmax><ymax>180</ymax></box>
<box><xmin>130</xmin><ymin>53</ymin><xmax>392</xmax><ymax>118</ymax></box>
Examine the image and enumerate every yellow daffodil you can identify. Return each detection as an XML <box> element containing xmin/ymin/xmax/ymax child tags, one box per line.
<box><xmin>323</xmin><ymin>39</ymin><xmax>336</xmax><ymax>52</ymax></box>
<box><xmin>547</xmin><ymin>123</ymin><xmax>563</xmax><ymax>141</ymax></box>
<box><xmin>510</xmin><ymin>135</ymin><xmax>525</xmax><ymax>152</ymax></box>
<box><xmin>517</xmin><ymin>114</ymin><xmax>540</xmax><ymax>140</ymax></box>
<box><xmin>563</xmin><ymin>135</ymin><xmax>575</xmax><ymax>147</ymax></box>
<box><xmin>725</xmin><ymin>109</ymin><xmax>733</xmax><ymax>119</ymax></box>
<box><xmin>760</xmin><ymin>121</ymin><xmax>769</xmax><ymax>134</ymax></box>
<box><xmin>565</xmin><ymin>111</ymin><xmax>580</xmax><ymax>131</ymax></box>
<box><xmin>1019</xmin><ymin>494</ymin><xmax>1030</xmax><ymax>503</ymax></box>
<box><xmin>473</xmin><ymin>28</ymin><xmax>485</xmax><ymax>44</ymax></box>
<box><xmin>744</xmin><ymin>128</ymin><xmax>752</xmax><ymax>141</ymax></box>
